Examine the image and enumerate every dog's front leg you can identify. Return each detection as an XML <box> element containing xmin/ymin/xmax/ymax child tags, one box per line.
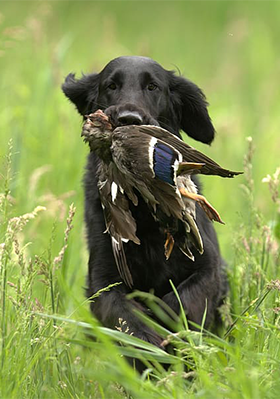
<box><xmin>161</xmin><ymin>267</ymin><xmax>222</xmax><ymax>329</ymax></box>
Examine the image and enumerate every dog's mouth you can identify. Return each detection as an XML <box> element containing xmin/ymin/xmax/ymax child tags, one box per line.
<box><xmin>117</xmin><ymin>110</ymin><xmax>143</xmax><ymax>126</ymax></box>
<box><xmin>103</xmin><ymin>104</ymin><xmax>160</xmax><ymax>128</ymax></box>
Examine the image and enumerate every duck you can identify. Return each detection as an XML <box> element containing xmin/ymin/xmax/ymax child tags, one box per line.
<box><xmin>81</xmin><ymin>109</ymin><xmax>242</xmax><ymax>287</ymax></box>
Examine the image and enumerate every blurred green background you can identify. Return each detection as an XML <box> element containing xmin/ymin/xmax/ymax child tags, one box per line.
<box><xmin>0</xmin><ymin>0</ymin><xmax>279</xmax><ymax>302</ymax></box>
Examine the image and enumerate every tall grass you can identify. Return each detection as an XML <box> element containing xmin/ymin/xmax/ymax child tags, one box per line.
<box><xmin>0</xmin><ymin>2</ymin><xmax>280</xmax><ymax>398</ymax></box>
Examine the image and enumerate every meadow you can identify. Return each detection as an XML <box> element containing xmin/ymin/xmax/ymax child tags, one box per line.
<box><xmin>0</xmin><ymin>1</ymin><xmax>280</xmax><ymax>398</ymax></box>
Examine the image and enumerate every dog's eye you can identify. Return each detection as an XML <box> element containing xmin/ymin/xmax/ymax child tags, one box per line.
<box><xmin>108</xmin><ymin>83</ymin><xmax>117</xmax><ymax>90</ymax></box>
<box><xmin>147</xmin><ymin>83</ymin><xmax>158</xmax><ymax>91</ymax></box>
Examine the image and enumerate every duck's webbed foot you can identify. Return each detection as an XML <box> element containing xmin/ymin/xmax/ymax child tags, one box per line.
<box><xmin>179</xmin><ymin>188</ymin><xmax>224</xmax><ymax>224</ymax></box>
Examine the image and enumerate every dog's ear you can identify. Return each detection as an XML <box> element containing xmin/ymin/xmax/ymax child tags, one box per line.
<box><xmin>169</xmin><ymin>74</ymin><xmax>215</xmax><ymax>144</ymax></box>
<box><xmin>62</xmin><ymin>73</ymin><xmax>99</xmax><ymax>116</ymax></box>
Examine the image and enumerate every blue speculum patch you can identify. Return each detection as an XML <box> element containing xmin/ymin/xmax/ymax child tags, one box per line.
<box><xmin>153</xmin><ymin>142</ymin><xmax>177</xmax><ymax>185</ymax></box>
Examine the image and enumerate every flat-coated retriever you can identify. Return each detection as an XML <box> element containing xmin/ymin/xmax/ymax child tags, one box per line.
<box><xmin>62</xmin><ymin>56</ymin><xmax>227</xmax><ymax>347</ymax></box>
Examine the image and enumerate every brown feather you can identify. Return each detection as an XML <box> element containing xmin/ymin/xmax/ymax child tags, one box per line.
<box><xmin>111</xmin><ymin>238</ymin><xmax>133</xmax><ymax>288</ymax></box>
<box><xmin>177</xmin><ymin>162</ymin><xmax>205</xmax><ymax>175</ymax></box>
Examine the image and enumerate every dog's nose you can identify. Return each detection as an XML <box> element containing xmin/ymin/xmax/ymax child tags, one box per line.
<box><xmin>118</xmin><ymin>111</ymin><xmax>143</xmax><ymax>126</ymax></box>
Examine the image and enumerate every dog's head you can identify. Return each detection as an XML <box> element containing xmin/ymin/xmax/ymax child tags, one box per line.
<box><xmin>62</xmin><ymin>56</ymin><xmax>215</xmax><ymax>144</ymax></box>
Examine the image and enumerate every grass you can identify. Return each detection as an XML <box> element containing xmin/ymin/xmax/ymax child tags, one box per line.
<box><xmin>0</xmin><ymin>1</ymin><xmax>280</xmax><ymax>398</ymax></box>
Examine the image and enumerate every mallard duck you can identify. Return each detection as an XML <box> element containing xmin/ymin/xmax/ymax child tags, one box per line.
<box><xmin>82</xmin><ymin>110</ymin><xmax>242</xmax><ymax>287</ymax></box>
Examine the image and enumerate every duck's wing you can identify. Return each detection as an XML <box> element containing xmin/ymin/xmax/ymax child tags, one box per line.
<box><xmin>112</xmin><ymin>128</ymin><xmax>186</xmax><ymax>218</ymax></box>
<box><xmin>101</xmin><ymin>188</ymin><xmax>139</xmax><ymax>288</ymax></box>
<box><xmin>129</xmin><ymin>125</ymin><xmax>243</xmax><ymax>178</ymax></box>
<box><xmin>98</xmin><ymin>167</ymin><xmax>140</xmax><ymax>289</ymax></box>
<box><xmin>111</xmin><ymin>237</ymin><xmax>133</xmax><ymax>289</ymax></box>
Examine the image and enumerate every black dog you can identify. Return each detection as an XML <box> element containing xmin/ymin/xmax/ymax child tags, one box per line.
<box><xmin>62</xmin><ymin>56</ymin><xmax>227</xmax><ymax>347</ymax></box>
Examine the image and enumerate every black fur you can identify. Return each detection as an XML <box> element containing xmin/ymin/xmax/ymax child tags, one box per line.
<box><xmin>62</xmin><ymin>56</ymin><xmax>226</xmax><ymax>348</ymax></box>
